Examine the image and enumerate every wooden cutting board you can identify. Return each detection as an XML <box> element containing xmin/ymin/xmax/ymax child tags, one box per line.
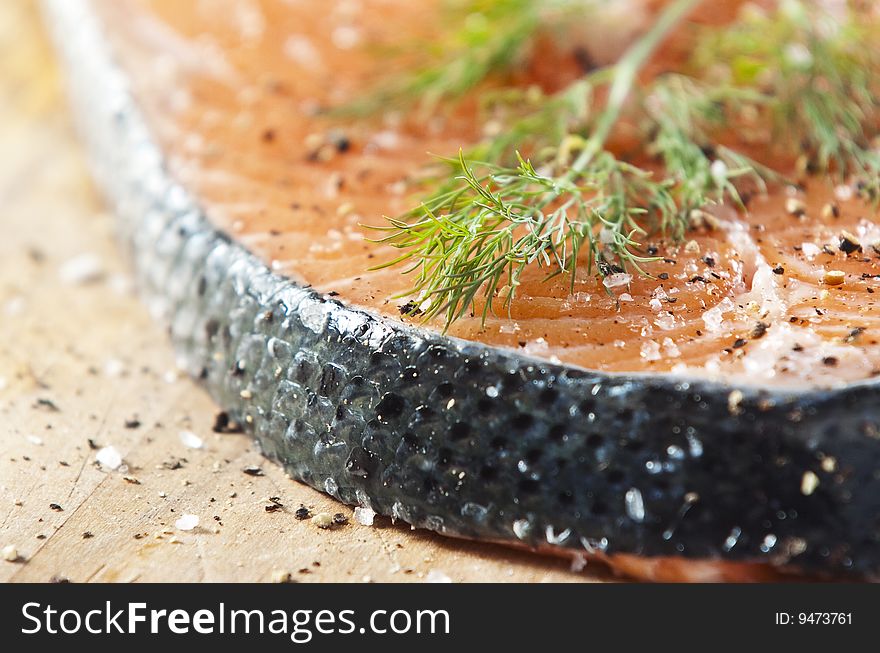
<box><xmin>0</xmin><ymin>0</ymin><xmax>611</xmax><ymax>583</ymax></box>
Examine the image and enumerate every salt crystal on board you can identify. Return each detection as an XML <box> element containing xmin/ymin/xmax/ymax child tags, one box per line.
<box><xmin>353</xmin><ymin>506</ymin><xmax>376</xmax><ymax>526</ymax></box>
<box><xmin>179</xmin><ymin>430</ymin><xmax>204</xmax><ymax>449</ymax></box>
<box><xmin>96</xmin><ymin>446</ymin><xmax>123</xmax><ymax>470</ymax></box>
<box><xmin>175</xmin><ymin>514</ymin><xmax>199</xmax><ymax>531</ymax></box>
<box><xmin>426</xmin><ymin>569</ymin><xmax>452</xmax><ymax>583</ymax></box>
<box><xmin>59</xmin><ymin>253</ymin><xmax>104</xmax><ymax>285</ymax></box>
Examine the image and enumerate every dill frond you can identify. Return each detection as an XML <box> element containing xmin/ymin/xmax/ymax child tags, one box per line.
<box><xmin>338</xmin><ymin>0</ymin><xmax>581</xmax><ymax>116</ymax></box>
<box><xmin>370</xmin><ymin>150</ymin><xmax>674</xmax><ymax>324</ymax></box>
<box><xmin>368</xmin><ymin>0</ymin><xmax>880</xmax><ymax>328</ymax></box>
<box><xmin>370</xmin><ymin>0</ymin><xmax>703</xmax><ymax>325</ymax></box>
<box><xmin>642</xmin><ymin>74</ymin><xmax>776</xmax><ymax>217</ymax></box>
<box><xmin>694</xmin><ymin>0</ymin><xmax>880</xmax><ymax>196</ymax></box>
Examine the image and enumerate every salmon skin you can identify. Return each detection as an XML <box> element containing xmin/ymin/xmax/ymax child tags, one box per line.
<box><xmin>43</xmin><ymin>0</ymin><xmax>880</xmax><ymax>581</ymax></box>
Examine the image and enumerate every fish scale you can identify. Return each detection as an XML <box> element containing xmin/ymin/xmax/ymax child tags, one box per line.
<box><xmin>43</xmin><ymin>0</ymin><xmax>880</xmax><ymax>578</ymax></box>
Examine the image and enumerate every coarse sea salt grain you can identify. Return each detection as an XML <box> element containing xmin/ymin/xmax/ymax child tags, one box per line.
<box><xmin>103</xmin><ymin>358</ymin><xmax>125</xmax><ymax>377</ymax></box>
<box><xmin>662</xmin><ymin>337</ymin><xmax>681</xmax><ymax>358</ymax></box>
<box><xmin>353</xmin><ymin>506</ymin><xmax>376</xmax><ymax>526</ymax></box>
<box><xmin>701</xmin><ymin>297</ymin><xmax>735</xmax><ymax>332</ymax></box>
<box><xmin>640</xmin><ymin>340</ymin><xmax>662</xmax><ymax>361</ymax></box>
<box><xmin>58</xmin><ymin>253</ymin><xmax>104</xmax><ymax>285</ymax></box>
<box><xmin>702</xmin><ymin>306</ymin><xmax>724</xmax><ymax>331</ymax></box>
<box><xmin>178</xmin><ymin>430</ymin><xmax>204</xmax><ymax>449</ymax></box>
<box><xmin>175</xmin><ymin>514</ymin><xmax>199</xmax><ymax>531</ymax></box>
<box><xmin>625</xmin><ymin>487</ymin><xmax>646</xmax><ymax>522</ymax></box>
<box><xmin>425</xmin><ymin>569</ymin><xmax>452</xmax><ymax>583</ymax></box>
<box><xmin>2</xmin><ymin>544</ymin><xmax>18</xmax><ymax>562</ymax></box>
<box><xmin>602</xmin><ymin>273</ymin><xmax>632</xmax><ymax>289</ymax></box>
<box><xmin>299</xmin><ymin>300</ymin><xmax>329</xmax><ymax>333</ymax></box>
<box><xmin>96</xmin><ymin>446</ymin><xmax>123</xmax><ymax>470</ymax></box>
<box><xmin>654</xmin><ymin>313</ymin><xmax>677</xmax><ymax>331</ymax></box>
<box><xmin>801</xmin><ymin>242</ymin><xmax>821</xmax><ymax>259</ymax></box>
<box><xmin>835</xmin><ymin>184</ymin><xmax>854</xmax><ymax>202</ymax></box>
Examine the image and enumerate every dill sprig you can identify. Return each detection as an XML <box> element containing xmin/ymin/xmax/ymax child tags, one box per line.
<box><xmin>338</xmin><ymin>0</ymin><xmax>548</xmax><ymax>117</ymax></box>
<box><xmin>695</xmin><ymin>0</ymin><xmax>880</xmax><ymax>198</ymax></box>
<box><xmin>642</xmin><ymin>74</ymin><xmax>776</xmax><ymax>218</ymax></box>
<box><xmin>368</xmin><ymin>0</ymin><xmax>880</xmax><ymax>327</ymax></box>
<box><xmin>371</xmin><ymin>0</ymin><xmax>702</xmax><ymax>324</ymax></box>
<box><xmin>372</xmin><ymin>151</ymin><xmax>677</xmax><ymax>324</ymax></box>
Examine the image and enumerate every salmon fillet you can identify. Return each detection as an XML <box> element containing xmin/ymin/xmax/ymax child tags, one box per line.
<box><xmin>94</xmin><ymin>0</ymin><xmax>880</xmax><ymax>389</ymax></box>
<box><xmin>44</xmin><ymin>0</ymin><xmax>880</xmax><ymax>581</ymax></box>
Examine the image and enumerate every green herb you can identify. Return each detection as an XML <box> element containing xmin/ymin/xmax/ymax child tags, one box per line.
<box><xmin>371</xmin><ymin>0</ymin><xmax>705</xmax><ymax>324</ymax></box>
<box><xmin>338</xmin><ymin>0</ymin><xmax>545</xmax><ymax>117</ymax></box>
<box><xmin>694</xmin><ymin>0</ymin><xmax>880</xmax><ymax>198</ymax></box>
<box><xmin>366</xmin><ymin>0</ymin><xmax>880</xmax><ymax>327</ymax></box>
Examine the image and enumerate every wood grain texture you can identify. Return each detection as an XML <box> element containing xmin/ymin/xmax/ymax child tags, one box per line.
<box><xmin>0</xmin><ymin>1</ymin><xmax>612</xmax><ymax>583</ymax></box>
